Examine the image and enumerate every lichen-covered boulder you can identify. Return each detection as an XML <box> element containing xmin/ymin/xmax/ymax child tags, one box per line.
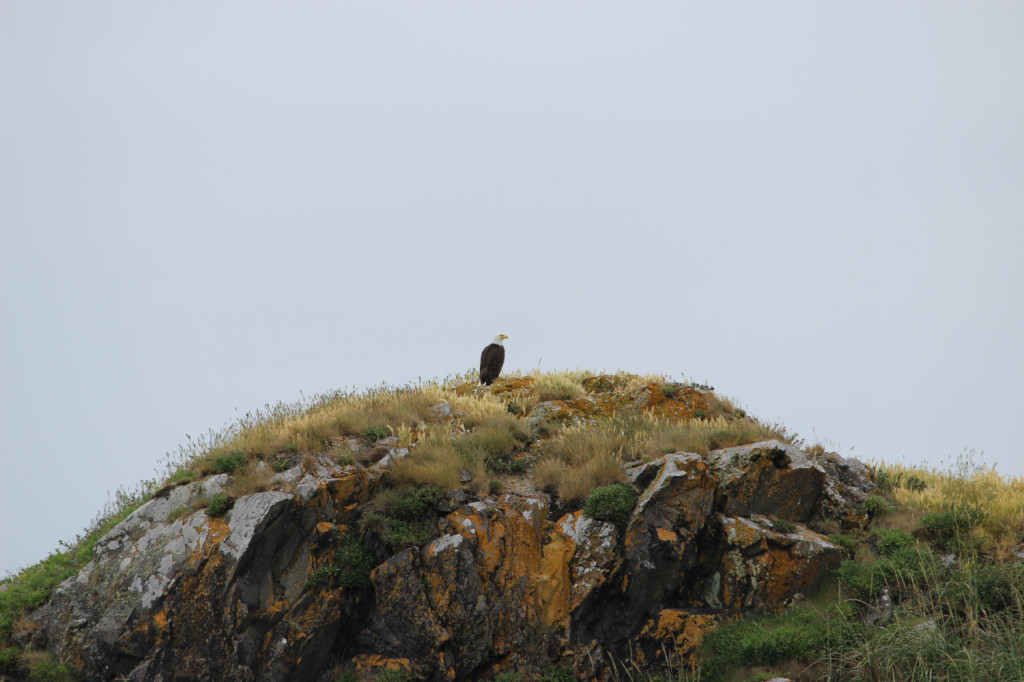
<box><xmin>708</xmin><ymin>440</ymin><xmax>826</xmax><ymax>521</ymax></box>
<box><xmin>708</xmin><ymin>515</ymin><xmax>845</xmax><ymax>612</ymax></box>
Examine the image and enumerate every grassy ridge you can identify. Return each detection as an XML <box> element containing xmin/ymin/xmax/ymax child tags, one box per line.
<box><xmin>7</xmin><ymin>370</ymin><xmax>1017</xmax><ymax>681</ymax></box>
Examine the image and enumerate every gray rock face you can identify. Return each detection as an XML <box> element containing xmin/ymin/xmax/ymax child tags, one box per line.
<box><xmin>708</xmin><ymin>440</ymin><xmax>826</xmax><ymax>521</ymax></box>
<box><xmin>24</xmin><ymin>434</ymin><xmax>874</xmax><ymax>681</ymax></box>
<box><xmin>31</xmin><ymin>458</ymin><xmax>370</xmax><ymax>682</ymax></box>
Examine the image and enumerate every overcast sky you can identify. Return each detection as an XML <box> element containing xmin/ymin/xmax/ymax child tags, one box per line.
<box><xmin>2</xmin><ymin>1</ymin><xmax>1022</xmax><ymax>577</ymax></box>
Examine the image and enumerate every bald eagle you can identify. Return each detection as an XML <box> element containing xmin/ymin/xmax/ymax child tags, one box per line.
<box><xmin>479</xmin><ymin>334</ymin><xmax>508</xmax><ymax>385</ymax></box>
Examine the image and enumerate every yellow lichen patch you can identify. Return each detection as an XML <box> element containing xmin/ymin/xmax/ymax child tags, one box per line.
<box><xmin>636</xmin><ymin>609</ymin><xmax>720</xmax><ymax>667</ymax></box>
<box><xmin>315</xmin><ymin>521</ymin><xmax>336</xmax><ymax>535</ymax></box>
<box><xmin>581</xmin><ymin>373</ymin><xmax>642</xmax><ymax>394</ymax></box>
<box><xmin>488</xmin><ymin>375</ymin><xmax>536</xmax><ymax>398</ymax></box>
<box><xmin>656</xmin><ymin>527</ymin><xmax>679</xmax><ymax>543</ymax></box>
<box><xmin>352</xmin><ymin>654</ymin><xmax>413</xmax><ymax>673</ymax></box>
<box><xmin>637</xmin><ymin>384</ymin><xmax>709</xmax><ymax>422</ymax></box>
<box><xmin>537</xmin><ymin>532</ymin><xmax>574</xmax><ymax>628</ymax></box>
<box><xmin>151</xmin><ymin>610</ymin><xmax>169</xmax><ymax>631</ymax></box>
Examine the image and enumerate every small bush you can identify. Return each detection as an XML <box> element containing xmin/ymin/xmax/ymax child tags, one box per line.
<box><xmin>0</xmin><ymin>647</ymin><xmax>19</xmax><ymax>673</ymax></box>
<box><xmin>28</xmin><ymin>656</ymin><xmax>74</xmax><ymax>682</ymax></box>
<box><xmin>206</xmin><ymin>493</ymin><xmax>231</xmax><ymax>517</ymax></box>
<box><xmin>920</xmin><ymin>503</ymin><xmax>987</xmax><ymax>551</ymax></box>
<box><xmin>829</xmin><ymin>534</ymin><xmax>858</xmax><ymax>552</ymax></box>
<box><xmin>306</xmin><ymin>537</ymin><xmax>376</xmax><ymax>591</ymax></box>
<box><xmin>904</xmin><ymin>474</ymin><xmax>927</xmax><ymax>492</ymax></box>
<box><xmin>486</xmin><ymin>456</ymin><xmax>529</xmax><ymax>475</ymax></box>
<box><xmin>363</xmin><ymin>486</ymin><xmax>445</xmax><ymax>551</ymax></box>
<box><xmin>771</xmin><ymin>518</ymin><xmax>797</xmax><ymax>534</ymax></box>
<box><xmin>168</xmin><ymin>468</ymin><xmax>197</xmax><ymax>485</ymax></box>
<box><xmin>661</xmin><ymin>382</ymin><xmax>680</xmax><ymax>399</ymax></box>
<box><xmin>364</xmin><ymin>426</ymin><xmax>389</xmax><ymax>442</ymax></box>
<box><xmin>584</xmin><ymin>483</ymin><xmax>638</xmax><ymax>529</ymax></box>
<box><xmin>872</xmin><ymin>527</ymin><xmax>916</xmax><ymax>557</ymax></box>
<box><xmin>488</xmin><ymin>479</ymin><xmax>505</xmax><ymax>495</ymax></box>
<box><xmin>862</xmin><ymin>494</ymin><xmax>889</xmax><ymax>518</ymax></box>
<box><xmin>873</xmin><ymin>468</ymin><xmax>895</xmax><ymax>492</ymax></box>
<box><xmin>207</xmin><ymin>451</ymin><xmax>247</xmax><ymax>475</ymax></box>
<box><xmin>272</xmin><ymin>459</ymin><xmax>292</xmax><ymax>473</ymax></box>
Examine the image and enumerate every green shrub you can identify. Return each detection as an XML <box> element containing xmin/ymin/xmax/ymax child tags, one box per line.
<box><xmin>306</xmin><ymin>537</ymin><xmax>375</xmax><ymax>591</ymax></box>
<box><xmin>383</xmin><ymin>486</ymin><xmax>444</xmax><ymax>520</ymax></box>
<box><xmin>272</xmin><ymin>459</ymin><xmax>292</xmax><ymax>473</ymax></box>
<box><xmin>872</xmin><ymin>527</ymin><xmax>916</xmax><ymax>556</ymax></box>
<box><xmin>829</xmin><ymin>534</ymin><xmax>858</xmax><ymax>552</ymax></box>
<box><xmin>168</xmin><ymin>468</ymin><xmax>197</xmax><ymax>484</ymax></box>
<box><xmin>584</xmin><ymin>483</ymin><xmax>638</xmax><ymax>529</ymax></box>
<box><xmin>661</xmin><ymin>382</ymin><xmax>680</xmax><ymax>399</ymax></box>
<box><xmin>488</xmin><ymin>479</ymin><xmax>505</xmax><ymax>495</ymax></box>
<box><xmin>206</xmin><ymin>493</ymin><xmax>231</xmax><ymax>517</ymax></box>
<box><xmin>334</xmin><ymin>539</ymin><xmax>375</xmax><ymax>590</ymax></box>
<box><xmin>771</xmin><ymin>518</ymin><xmax>797</xmax><ymax>534</ymax></box>
<box><xmin>364</xmin><ymin>486</ymin><xmax>445</xmax><ymax>551</ymax></box>
<box><xmin>213</xmin><ymin>451</ymin><xmax>247</xmax><ymax>474</ymax></box>
<box><xmin>486</xmin><ymin>456</ymin><xmax>529</xmax><ymax>475</ymax></box>
<box><xmin>364</xmin><ymin>426</ymin><xmax>389</xmax><ymax>442</ymax></box>
<box><xmin>305</xmin><ymin>564</ymin><xmax>338</xmax><ymax>589</ymax></box>
<box><xmin>28</xmin><ymin>658</ymin><xmax>74</xmax><ymax>682</ymax></box>
<box><xmin>904</xmin><ymin>474</ymin><xmax>927</xmax><ymax>492</ymax></box>
<box><xmin>835</xmin><ymin>545</ymin><xmax>937</xmax><ymax>601</ymax></box>
<box><xmin>861</xmin><ymin>494</ymin><xmax>889</xmax><ymax>518</ymax></box>
<box><xmin>0</xmin><ymin>647</ymin><xmax>19</xmax><ymax>673</ymax></box>
<box><xmin>920</xmin><ymin>503</ymin><xmax>987</xmax><ymax>551</ymax></box>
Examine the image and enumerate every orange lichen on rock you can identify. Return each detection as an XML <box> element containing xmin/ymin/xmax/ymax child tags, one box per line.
<box><xmin>635</xmin><ymin>609</ymin><xmax>720</xmax><ymax>667</ymax></box>
<box><xmin>716</xmin><ymin>516</ymin><xmax>844</xmax><ymax>611</ymax></box>
<box><xmin>635</xmin><ymin>383</ymin><xmax>709</xmax><ymax>421</ymax></box>
<box><xmin>352</xmin><ymin>654</ymin><xmax>413</xmax><ymax>673</ymax></box>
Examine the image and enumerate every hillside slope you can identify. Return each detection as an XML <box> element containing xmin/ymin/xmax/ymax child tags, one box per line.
<box><xmin>1</xmin><ymin>372</ymin><xmax>1021</xmax><ymax>681</ymax></box>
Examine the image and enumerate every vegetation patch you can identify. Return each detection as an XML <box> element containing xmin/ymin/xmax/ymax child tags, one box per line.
<box><xmin>584</xmin><ymin>483</ymin><xmax>638</xmax><ymax>529</ymax></box>
<box><xmin>363</xmin><ymin>486</ymin><xmax>445</xmax><ymax>552</ymax></box>
<box><xmin>205</xmin><ymin>493</ymin><xmax>232</xmax><ymax>517</ymax></box>
<box><xmin>306</xmin><ymin>536</ymin><xmax>376</xmax><ymax>591</ymax></box>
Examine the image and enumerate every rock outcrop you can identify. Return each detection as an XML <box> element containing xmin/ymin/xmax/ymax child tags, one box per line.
<box><xmin>25</xmin><ymin>435</ymin><xmax>873</xmax><ymax>681</ymax></box>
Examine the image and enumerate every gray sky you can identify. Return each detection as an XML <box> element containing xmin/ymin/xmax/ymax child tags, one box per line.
<box><xmin>2</xmin><ymin>1</ymin><xmax>1022</xmax><ymax>577</ymax></box>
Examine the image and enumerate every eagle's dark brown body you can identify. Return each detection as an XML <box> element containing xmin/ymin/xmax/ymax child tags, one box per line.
<box><xmin>479</xmin><ymin>343</ymin><xmax>505</xmax><ymax>385</ymax></box>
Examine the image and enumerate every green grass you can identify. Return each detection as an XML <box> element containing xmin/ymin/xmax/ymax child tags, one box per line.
<box><xmin>205</xmin><ymin>493</ymin><xmax>231</xmax><ymax>517</ymax></box>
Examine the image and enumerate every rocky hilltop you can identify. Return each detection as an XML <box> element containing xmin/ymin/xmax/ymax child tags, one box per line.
<box><xmin>8</xmin><ymin>374</ymin><xmax>879</xmax><ymax>681</ymax></box>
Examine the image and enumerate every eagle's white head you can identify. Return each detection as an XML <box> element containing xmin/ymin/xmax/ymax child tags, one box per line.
<box><xmin>492</xmin><ymin>334</ymin><xmax>509</xmax><ymax>345</ymax></box>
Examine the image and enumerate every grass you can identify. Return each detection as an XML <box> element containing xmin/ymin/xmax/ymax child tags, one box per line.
<box><xmin>873</xmin><ymin>449</ymin><xmax>1024</xmax><ymax>559</ymax></box>
<box><xmin>535</xmin><ymin>413</ymin><xmax>791</xmax><ymax>503</ymax></box>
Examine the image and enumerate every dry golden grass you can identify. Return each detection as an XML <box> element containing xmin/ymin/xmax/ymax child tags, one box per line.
<box><xmin>534</xmin><ymin>413</ymin><xmax>786</xmax><ymax>501</ymax></box>
<box><xmin>875</xmin><ymin>452</ymin><xmax>1024</xmax><ymax>558</ymax></box>
<box><xmin>225</xmin><ymin>461</ymin><xmax>276</xmax><ymax>498</ymax></box>
<box><xmin>532</xmin><ymin>373</ymin><xmax>587</xmax><ymax>401</ymax></box>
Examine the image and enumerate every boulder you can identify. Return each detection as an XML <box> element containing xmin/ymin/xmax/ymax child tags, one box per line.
<box><xmin>708</xmin><ymin>440</ymin><xmax>826</xmax><ymax>521</ymax></box>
